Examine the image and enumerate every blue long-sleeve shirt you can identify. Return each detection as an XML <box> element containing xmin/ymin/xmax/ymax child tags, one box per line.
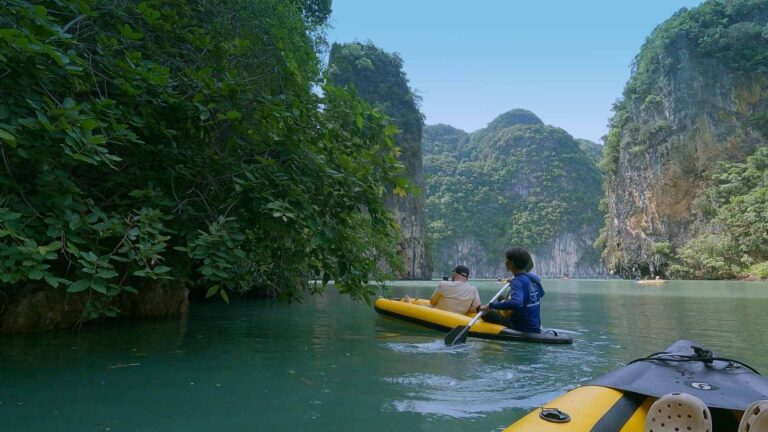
<box><xmin>489</xmin><ymin>272</ymin><xmax>544</xmax><ymax>333</ymax></box>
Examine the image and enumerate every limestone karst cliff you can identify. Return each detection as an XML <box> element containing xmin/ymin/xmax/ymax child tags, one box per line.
<box><xmin>424</xmin><ymin>110</ymin><xmax>605</xmax><ymax>278</ymax></box>
<box><xmin>328</xmin><ymin>42</ymin><xmax>431</xmax><ymax>279</ymax></box>
<box><xmin>599</xmin><ymin>0</ymin><xmax>768</xmax><ymax>278</ymax></box>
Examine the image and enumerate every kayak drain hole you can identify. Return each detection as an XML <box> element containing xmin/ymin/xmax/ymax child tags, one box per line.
<box><xmin>539</xmin><ymin>407</ymin><xmax>571</xmax><ymax>423</ymax></box>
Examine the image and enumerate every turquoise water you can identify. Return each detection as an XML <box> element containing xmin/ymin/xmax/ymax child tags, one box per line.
<box><xmin>1</xmin><ymin>280</ymin><xmax>768</xmax><ymax>431</ymax></box>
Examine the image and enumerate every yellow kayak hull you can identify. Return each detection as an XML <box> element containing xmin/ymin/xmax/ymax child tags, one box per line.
<box><xmin>374</xmin><ymin>298</ymin><xmax>572</xmax><ymax>344</ymax></box>
<box><xmin>503</xmin><ymin>386</ymin><xmax>652</xmax><ymax>431</ymax></box>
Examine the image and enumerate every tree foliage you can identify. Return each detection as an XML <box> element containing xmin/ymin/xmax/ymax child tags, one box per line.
<box><xmin>326</xmin><ymin>41</ymin><xmax>430</xmax><ymax>278</ymax></box>
<box><xmin>327</xmin><ymin>42</ymin><xmax>425</xmax><ymax>180</ymax></box>
<box><xmin>0</xmin><ymin>0</ymin><xmax>408</xmax><ymax>320</ymax></box>
<box><xmin>670</xmin><ymin>146</ymin><xmax>768</xmax><ymax>279</ymax></box>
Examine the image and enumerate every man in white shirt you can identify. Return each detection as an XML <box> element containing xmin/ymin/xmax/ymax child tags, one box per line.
<box><xmin>430</xmin><ymin>265</ymin><xmax>481</xmax><ymax>315</ymax></box>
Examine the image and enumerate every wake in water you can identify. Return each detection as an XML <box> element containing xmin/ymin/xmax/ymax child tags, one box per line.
<box><xmin>382</xmin><ymin>366</ymin><xmax>567</xmax><ymax>418</ymax></box>
<box><xmin>382</xmin><ymin>339</ymin><xmax>474</xmax><ymax>354</ymax></box>
<box><xmin>379</xmin><ymin>339</ymin><xmax>618</xmax><ymax>418</ymax></box>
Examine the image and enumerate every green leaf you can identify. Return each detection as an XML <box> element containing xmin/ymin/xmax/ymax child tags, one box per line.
<box><xmin>72</xmin><ymin>153</ymin><xmax>97</xmax><ymax>164</ymax></box>
<box><xmin>1</xmin><ymin>211</ymin><xmax>21</xmax><ymax>221</ymax></box>
<box><xmin>67</xmin><ymin>279</ymin><xmax>90</xmax><ymax>293</ymax></box>
<box><xmin>36</xmin><ymin>110</ymin><xmax>52</xmax><ymax>129</ymax></box>
<box><xmin>0</xmin><ymin>128</ymin><xmax>16</xmax><ymax>145</ymax></box>
<box><xmin>44</xmin><ymin>275</ymin><xmax>60</xmax><ymax>288</ymax></box>
<box><xmin>97</xmin><ymin>270</ymin><xmax>119</xmax><ymax>279</ymax></box>
<box><xmin>220</xmin><ymin>288</ymin><xmax>230</xmax><ymax>304</ymax></box>
<box><xmin>92</xmin><ymin>280</ymin><xmax>108</xmax><ymax>294</ymax></box>
<box><xmin>153</xmin><ymin>266</ymin><xmax>171</xmax><ymax>273</ymax></box>
<box><xmin>205</xmin><ymin>284</ymin><xmax>220</xmax><ymax>298</ymax></box>
<box><xmin>82</xmin><ymin>119</ymin><xmax>98</xmax><ymax>131</ymax></box>
<box><xmin>89</xmin><ymin>135</ymin><xmax>107</xmax><ymax>144</ymax></box>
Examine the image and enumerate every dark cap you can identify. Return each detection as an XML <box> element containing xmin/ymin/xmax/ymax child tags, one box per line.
<box><xmin>453</xmin><ymin>265</ymin><xmax>470</xmax><ymax>278</ymax></box>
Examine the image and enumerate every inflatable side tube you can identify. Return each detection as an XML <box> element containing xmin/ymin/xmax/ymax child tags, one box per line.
<box><xmin>503</xmin><ymin>385</ymin><xmax>651</xmax><ymax>431</ymax></box>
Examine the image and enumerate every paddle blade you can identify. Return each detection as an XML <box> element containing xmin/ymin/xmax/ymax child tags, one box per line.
<box><xmin>444</xmin><ymin>325</ymin><xmax>469</xmax><ymax>346</ymax></box>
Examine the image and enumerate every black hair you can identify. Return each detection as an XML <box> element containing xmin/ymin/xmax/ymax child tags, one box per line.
<box><xmin>505</xmin><ymin>247</ymin><xmax>533</xmax><ymax>272</ymax></box>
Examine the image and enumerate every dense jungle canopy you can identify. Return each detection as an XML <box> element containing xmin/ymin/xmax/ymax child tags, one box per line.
<box><xmin>0</xmin><ymin>0</ymin><xmax>411</xmax><ymax>321</ymax></box>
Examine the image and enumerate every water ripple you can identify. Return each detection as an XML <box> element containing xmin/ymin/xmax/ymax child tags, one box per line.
<box><xmin>382</xmin><ymin>340</ymin><xmax>473</xmax><ymax>354</ymax></box>
<box><xmin>382</xmin><ymin>363</ymin><xmax>570</xmax><ymax>418</ymax></box>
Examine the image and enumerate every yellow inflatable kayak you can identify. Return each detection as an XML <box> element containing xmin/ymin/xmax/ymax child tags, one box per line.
<box><xmin>504</xmin><ymin>339</ymin><xmax>768</xmax><ymax>431</ymax></box>
<box><xmin>374</xmin><ymin>298</ymin><xmax>572</xmax><ymax>344</ymax></box>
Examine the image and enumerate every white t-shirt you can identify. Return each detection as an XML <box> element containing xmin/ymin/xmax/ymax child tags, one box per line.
<box><xmin>432</xmin><ymin>281</ymin><xmax>481</xmax><ymax>315</ymax></box>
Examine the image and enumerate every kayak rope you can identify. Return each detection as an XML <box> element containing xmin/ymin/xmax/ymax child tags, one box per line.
<box><xmin>628</xmin><ymin>349</ymin><xmax>761</xmax><ymax>375</ymax></box>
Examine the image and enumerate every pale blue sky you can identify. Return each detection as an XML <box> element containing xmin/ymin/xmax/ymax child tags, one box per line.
<box><xmin>327</xmin><ymin>0</ymin><xmax>703</xmax><ymax>142</ymax></box>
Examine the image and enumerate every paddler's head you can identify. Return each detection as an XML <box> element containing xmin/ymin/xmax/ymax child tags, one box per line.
<box><xmin>451</xmin><ymin>265</ymin><xmax>470</xmax><ymax>282</ymax></box>
<box><xmin>505</xmin><ymin>247</ymin><xmax>533</xmax><ymax>275</ymax></box>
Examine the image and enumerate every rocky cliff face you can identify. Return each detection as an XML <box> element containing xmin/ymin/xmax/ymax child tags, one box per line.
<box><xmin>1</xmin><ymin>284</ymin><xmax>188</xmax><ymax>333</ymax></box>
<box><xmin>424</xmin><ymin>110</ymin><xmax>605</xmax><ymax>278</ymax></box>
<box><xmin>600</xmin><ymin>0</ymin><xmax>768</xmax><ymax>277</ymax></box>
<box><xmin>430</xmin><ymin>231</ymin><xmax>604</xmax><ymax>279</ymax></box>
<box><xmin>327</xmin><ymin>42</ymin><xmax>430</xmax><ymax>279</ymax></box>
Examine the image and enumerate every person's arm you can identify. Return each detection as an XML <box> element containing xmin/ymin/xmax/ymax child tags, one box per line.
<box><xmin>467</xmin><ymin>288</ymin><xmax>481</xmax><ymax>314</ymax></box>
<box><xmin>430</xmin><ymin>288</ymin><xmax>442</xmax><ymax>306</ymax></box>
<box><xmin>489</xmin><ymin>279</ymin><xmax>524</xmax><ymax>310</ymax></box>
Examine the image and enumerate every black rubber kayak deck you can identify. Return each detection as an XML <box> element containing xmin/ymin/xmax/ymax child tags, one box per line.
<box><xmin>590</xmin><ymin>339</ymin><xmax>768</xmax><ymax>410</ymax></box>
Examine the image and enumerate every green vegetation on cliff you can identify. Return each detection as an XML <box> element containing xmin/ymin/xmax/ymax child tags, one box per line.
<box><xmin>327</xmin><ymin>43</ymin><xmax>423</xmax><ymax>150</ymax></box>
<box><xmin>602</xmin><ymin>0</ymin><xmax>768</xmax><ymax>175</ymax></box>
<box><xmin>327</xmin><ymin>42</ymin><xmax>430</xmax><ymax>279</ymax></box>
<box><xmin>424</xmin><ymin>110</ymin><xmax>603</xmax><ymax>275</ymax></box>
<box><xmin>670</xmin><ymin>147</ymin><xmax>768</xmax><ymax>279</ymax></box>
<box><xmin>576</xmin><ymin>139</ymin><xmax>603</xmax><ymax>166</ymax></box>
<box><xmin>0</xmin><ymin>0</ymin><xmax>409</xmax><ymax>322</ymax></box>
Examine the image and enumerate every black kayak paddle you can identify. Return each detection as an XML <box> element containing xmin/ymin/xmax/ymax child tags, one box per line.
<box><xmin>444</xmin><ymin>281</ymin><xmax>510</xmax><ymax>346</ymax></box>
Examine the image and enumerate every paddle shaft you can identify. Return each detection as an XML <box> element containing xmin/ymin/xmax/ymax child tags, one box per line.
<box><xmin>444</xmin><ymin>281</ymin><xmax>510</xmax><ymax>345</ymax></box>
<box><xmin>466</xmin><ymin>281</ymin><xmax>510</xmax><ymax>328</ymax></box>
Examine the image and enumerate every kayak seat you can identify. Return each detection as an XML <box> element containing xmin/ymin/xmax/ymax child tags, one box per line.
<box><xmin>739</xmin><ymin>400</ymin><xmax>768</xmax><ymax>432</ymax></box>
<box><xmin>645</xmin><ymin>392</ymin><xmax>712</xmax><ymax>432</ymax></box>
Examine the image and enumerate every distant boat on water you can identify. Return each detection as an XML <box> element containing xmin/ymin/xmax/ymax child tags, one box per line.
<box><xmin>636</xmin><ymin>277</ymin><xmax>668</xmax><ymax>285</ymax></box>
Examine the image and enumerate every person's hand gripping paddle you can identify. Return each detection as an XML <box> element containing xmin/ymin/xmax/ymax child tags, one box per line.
<box><xmin>444</xmin><ymin>281</ymin><xmax>510</xmax><ymax>346</ymax></box>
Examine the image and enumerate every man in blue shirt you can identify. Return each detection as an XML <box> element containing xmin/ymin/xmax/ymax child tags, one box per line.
<box><xmin>478</xmin><ymin>247</ymin><xmax>545</xmax><ymax>333</ymax></box>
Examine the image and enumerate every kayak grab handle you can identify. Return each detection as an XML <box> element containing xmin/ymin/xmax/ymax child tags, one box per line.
<box><xmin>539</xmin><ymin>407</ymin><xmax>571</xmax><ymax>423</ymax></box>
<box><xmin>692</xmin><ymin>345</ymin><xmax>714</xmax><ymax>363</ymax></box>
